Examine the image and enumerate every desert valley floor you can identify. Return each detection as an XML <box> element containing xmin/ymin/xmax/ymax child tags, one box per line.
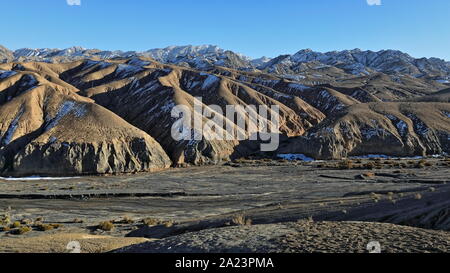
<box><xmin>1</xmin><ymin>157</ymin><xmax>449</xmax><ymax>253</ymax></box>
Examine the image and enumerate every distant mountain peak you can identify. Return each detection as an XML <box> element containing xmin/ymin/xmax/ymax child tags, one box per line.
<box><xmin>1</xmin><ymin>45</ymin><xmax>449</xmax><ymax>78</ymax></box>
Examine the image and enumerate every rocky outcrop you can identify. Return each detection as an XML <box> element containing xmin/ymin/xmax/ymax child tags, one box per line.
<box><xmin>12</xmin><ymin>138</ymin><xmax>170</xmax><ymax>176</ymax></box>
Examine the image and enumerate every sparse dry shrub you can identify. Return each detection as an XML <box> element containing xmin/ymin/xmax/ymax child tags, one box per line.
<box><xmin>370</xmin><ymin>192</ymin><xmax>380</xmax><ymax>203</ymax></box>
<box><xmin>363</xmin><ymin>172</ymin><xmax>376</xmax><ymax>178</ymax></box>
<box><xmin>338</xmin><ymin>160</ymin><xmax>354</xmax><ymax>170</ymax></box>
<box><xmin>36</xmin><ymin>224</ymin><xmax>54</xmax><ymax>231</ymax></box>
<box><xmin>98</xmin><ymin>221</ymin><xmax>115</xmax><ymax>231</ymax></box>
<box><xmin>119</xmin><ymin>216</ymin><xmax>134</xmax><ymax>224</ymax></box>
<box><xmin>50</xmin><ymin>223</ymin><xmax>63</xmax><ymax>229</ymax></box>
<box><xmin>232</xmin><ymin>214</ymin><xmax>252</xmax><ymax>226</ymax></box>
<box><xmin>416</xmin><ymin>161</ymin><xmax>426</xmax><ymax>169</ymax></box>
<box><xmin>233</xmin><ymin>158</ymin><xmax>247</xmax><ymax>164</ymax></box>
<box><xmin>12</xmin><ymin>226</ymin><xmax>32</xmax><ymax>235</ymax></box>
<box><xmin>416</xmin><ymin>159</ymin><xmax>433</xmax><ymax>167</ymax></box>
<box><xmin>0</xmin><ymin>214</ymin><xmax>11</xmax><ymax>226</ymax></box>
<box><xmin>164</xmin><ymin>221</ymin><xmax>174</xmax><ymax>228</ymax></box>
<box><xmin>142</xmin><ymin>218</ymin><xmax>161</xmax><ymax>226</ymax></box>
<box><xmin>12</xmin><ymin>221</ymin><xmax>21</xmax><ymax>228</ymax></box>
<box><xmin>298</xmin><ymin>216</ymin><xmax>315</xmax><ymax>224</ymax></box>
<box><xmin>21</xmin><ymin>219</ymin><xmax>33</xmax><ymax>225</ymax></box>
<box><xmin>387</xmin><ymin>193</ymin><xmax>396</xmax><ymax>203</ymax></box>
<box><xmin>0</xmin><ymin>226</ymin><xmax>11</xmax><ymax>232</ymax></box>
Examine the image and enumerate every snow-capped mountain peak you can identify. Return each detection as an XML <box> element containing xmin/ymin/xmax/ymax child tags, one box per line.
<box><xmin>1</xmin><ymin>44</ymin><xmax>449</xmax><ymax>78</ymax></box>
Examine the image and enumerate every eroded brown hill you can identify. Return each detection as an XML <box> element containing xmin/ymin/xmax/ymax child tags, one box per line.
<box><xmin>0</xmin><ymin>68</ymin><xmax>171</xmax><ymax>176</ymax></box>
<box><xmin>41</xmin><ymin>59</ymin><xmax>326</xmax><ymax>165</ymax></box>
<box><xmin>0</xmin><ymin>57</ymin><xmax>449</xmax><ymax>175</ymax></box>
<box><xmin>279</xmin><ymin>102</ymin><xmax>450</xmax><ymax>159</ymax></box>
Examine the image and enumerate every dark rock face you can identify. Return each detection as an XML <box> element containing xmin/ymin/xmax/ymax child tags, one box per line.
<box><xmin>12</xmin><ymin>138</ymin><xmax>171</xmax><ymax>176</ymax></box>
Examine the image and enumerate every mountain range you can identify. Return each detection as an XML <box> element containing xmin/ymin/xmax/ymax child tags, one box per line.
<box><xmin>1</xmin><ymin>45</ymin><xmax>449</xmax><ymax>81</ymax></box>
<box><xmin>0</xmin><ymin>45</ymin><xmax>449</xmax><ymax>176</ymax></box>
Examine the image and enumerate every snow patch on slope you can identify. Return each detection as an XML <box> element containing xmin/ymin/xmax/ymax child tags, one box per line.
<box><xmin>278</xmin><ymin>154</ymin><xmax>314</xmax><ymax>162</ymax></box>
<box><xmin>201</xmin><ymin>73</ymin><xmax>220</xmax><ymax>90</ymax></box>
<box><xmin>0</xmin><ymin>70</ymin><xmax>17</xmax><ymax>80</ymax></box>
<box><xmin>0</xmin><ymin>108</ymin><xmax>24</xmax><ymax>146</ymax></box>
<box><xmin>45</xmin><ymin>101</ymin><xmax>87</xmax><ymax>132</ymax></box>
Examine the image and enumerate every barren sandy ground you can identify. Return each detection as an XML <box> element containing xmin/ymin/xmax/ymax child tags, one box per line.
<box><xmin>0</xmin><ymin>158</ymin><xmax>449</xmax><ymax>253</ymax></box>
<box><xmin>0</xmin><ymin>233</ymin><xmax>148</xmax><ymax>253</ymax></box>
<box><xmin>117</xmin><ymin>221</ymin><xmax>450</xmax><ymax>253</ymax></box>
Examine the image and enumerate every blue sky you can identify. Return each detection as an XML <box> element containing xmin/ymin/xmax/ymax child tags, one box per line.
<box><xmin>2</xmin><ymin>0</ymin><xmax>449</xmax><ymax>60</ymax></box>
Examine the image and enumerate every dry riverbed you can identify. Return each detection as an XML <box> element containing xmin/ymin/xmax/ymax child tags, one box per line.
<box><xmin>0</xmin><ymin>157</ymin><xmax>449</xmax><ymax>253</ymax></box>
